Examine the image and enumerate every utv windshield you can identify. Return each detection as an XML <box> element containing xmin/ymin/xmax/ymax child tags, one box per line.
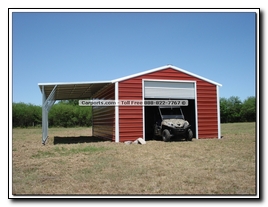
<box><xmin>159</xmin><ymin>107</ymin><xmax>184</xmax><ymax>120</ymax></box>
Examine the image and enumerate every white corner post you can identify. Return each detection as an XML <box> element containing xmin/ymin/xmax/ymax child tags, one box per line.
<box><xmin>115</xmin><ymin>82</ymin><xmax>119</xmax><ymax>142</ymax></box>
<box><xmin>194</xmin><ymin>81</ymin><xmax>198</xmax><ymax>140</ymax></box>
<box><xmin>41</xmin><ymin>85</ymin><xmax>57</xmax><ymax>145</ymax></box>
<box><xmin>217</xmin><ymin>85</ymin><xmax>221</xmax><ymax>139</ymax></box>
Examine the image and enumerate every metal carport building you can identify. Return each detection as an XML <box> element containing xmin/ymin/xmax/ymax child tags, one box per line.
<box><xmin>39</xmin><ymin>65</ymin><xmax>222</xmax><ymax>144</ymax></box>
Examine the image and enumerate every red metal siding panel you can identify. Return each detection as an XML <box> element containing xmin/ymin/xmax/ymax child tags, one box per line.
<box><xmin>118</xmin><ymin>80</ymin><xmax>143</xmax><ymax>142</ymax></box>
<box><xmin>196</xmin><ymin>81</ymin><xmax>218</xmax><ymax>138</ymax></box>
<box><xmin>92</xmin><ymin>83</ymin><xmax>115</xmax><ymax>141</ymax></box>
<box><xmin>118</xmin><ymin>68</ymin><xmax>219</xmax><ymax>141</ymax></box>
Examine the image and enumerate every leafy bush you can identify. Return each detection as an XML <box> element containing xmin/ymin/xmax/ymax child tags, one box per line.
<box><xmin>12</xmin><ymin>101</ymin><xmax>92</xmax><ymax>128</ymax></box>
<box><xmin>12</xmin><ymin>102</ymin><xmax>42</xmax><ymax>127</ymax></box>
<box><xmin>48</xmin><ymin>102</ymin><xmax>92</xmax><ymax>127</ymax></box>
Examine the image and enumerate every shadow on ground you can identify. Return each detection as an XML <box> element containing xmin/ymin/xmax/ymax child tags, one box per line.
<box><xmin>53</xmin><ymin>136</ymin><xmax>110</xmax><ymax>145</ymax></box>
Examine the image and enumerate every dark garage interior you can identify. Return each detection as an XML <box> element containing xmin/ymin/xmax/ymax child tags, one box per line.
<box><xmin>144</xmin><ymin>99</ymin><xmax>196</xmax><ymax>140</ymax></box>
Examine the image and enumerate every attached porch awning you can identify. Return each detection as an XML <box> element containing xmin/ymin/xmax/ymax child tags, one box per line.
<box><xmin>38</xmin><ymin>81</ymin><xmax>112</xmax><ymax>100</ymax></box>
<box><xmin>38</xmin><ymin>81</ymin><xmax>112</xmax><ymax>144</ymax></box>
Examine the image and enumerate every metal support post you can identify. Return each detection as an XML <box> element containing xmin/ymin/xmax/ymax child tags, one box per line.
<box><xmin>41</xmin><ymin>85</ymin><xmax>57</xmax><ymax>145</ymax></box>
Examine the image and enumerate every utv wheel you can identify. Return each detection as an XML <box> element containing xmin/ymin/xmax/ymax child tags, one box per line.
<box><xmin>187</xmin><ymin>129</ymin><xmax>193</xmax><ymax>141</ymax></box>
<box><xmin>162</xmin><ymin>129</ymin><xmax>171</xmax><ymax>142</ymax></box>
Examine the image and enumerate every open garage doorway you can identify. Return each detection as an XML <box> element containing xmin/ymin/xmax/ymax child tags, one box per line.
<box><xmin>143</xmin><ymin>80</ymin><xmax>197</xmax><ymax>141</ymax></box>
<box><xmin>144</xmin><ymin>99</ymin><xmax>196</xmax><ymax>141</ymax></box>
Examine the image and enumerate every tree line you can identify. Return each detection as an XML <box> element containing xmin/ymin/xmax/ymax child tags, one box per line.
<box><xmin>220</xmin><ymin>96</ymin><xmax>256</xmax><ymax>123</ymax></box>
<box><xmin>12</xmin><ymin>100</ymin><xmax>92</xmax><ymax>128</ymax></box>
<box><xmin>12</xmin><ymin>96</ymin><xmax>256</xmax><ymax>128</ymax></box>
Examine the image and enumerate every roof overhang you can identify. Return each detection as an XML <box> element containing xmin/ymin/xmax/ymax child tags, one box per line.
<box><xmin>38</xmin><ymin>81</ymin><xmax>112</xmax><ymax>100</ymax></box>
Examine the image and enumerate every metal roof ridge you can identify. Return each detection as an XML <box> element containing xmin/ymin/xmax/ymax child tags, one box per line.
<box><xmin>111</xmin><ymin>65</ymin><xmax>222</xmax><ymax>87</ymax></box>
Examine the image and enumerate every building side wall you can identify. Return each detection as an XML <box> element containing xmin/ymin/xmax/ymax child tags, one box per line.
<box><xmin>92</xmin><ymin>83</ymin><xmax>115</xmax><ymax>141</ymax></box>
<box><xmin>118</xmin><ymin>68</ymin><xmax>218</xmax><ymax>142</ymax></box>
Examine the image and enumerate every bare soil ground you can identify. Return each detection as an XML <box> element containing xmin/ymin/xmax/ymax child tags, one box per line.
<box><xmin>11</xmin><ymin>123</ymin><xmax>257</xmax><ymax>196</ymax></box>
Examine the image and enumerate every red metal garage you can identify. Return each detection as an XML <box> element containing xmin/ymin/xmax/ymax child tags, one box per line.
<box><xmin>39</xmin><ymin>65</ymin><xmax>222</xmax><ymax>144</ymax></box>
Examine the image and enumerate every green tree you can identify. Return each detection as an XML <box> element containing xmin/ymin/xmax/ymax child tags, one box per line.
<box><xmin>220</xmin><ymin>96</ymin><xmax>242</xmax><ymax>123</ymax></box>
<box><xmin>220</xmin><ymin>97</ymin><xmax>229</xmax><ymax>123</ymax></box>
<box><xmin>240</xmin><ymin>96</ymin><xmax>256</xmax><ymax>122</ymax></box>
<box><xmin>227</xmin><ymin>96</ymin><xmax>242</xmax><ymax>122</ymax></box>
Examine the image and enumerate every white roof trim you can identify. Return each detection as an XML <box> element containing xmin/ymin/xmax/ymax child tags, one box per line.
<box><xmin>38</xmin><ymin>80</ymin><xmax>112</xmax><ymax>86</ymax></box>
<box><xmin>112</xmin><ymin>65</ymin><xmax>222</xmax><ymax>87</ymax></box>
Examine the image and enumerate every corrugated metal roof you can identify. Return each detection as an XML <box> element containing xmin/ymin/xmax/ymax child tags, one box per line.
<box><xmin>38</xmin><ymin>81</ymin><xmax>112</xmax><ymax>100</ymax></box>
<box><xmin>38</xmin><ymin>65</ymin><xmax>222</xmax><ymax>100</ymax></box>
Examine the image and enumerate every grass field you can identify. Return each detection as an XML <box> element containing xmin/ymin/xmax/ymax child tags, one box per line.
<box><xmin>11</xmin><ymin>122</ymin><xmax>257</xmax><ymax>196</ymax></box>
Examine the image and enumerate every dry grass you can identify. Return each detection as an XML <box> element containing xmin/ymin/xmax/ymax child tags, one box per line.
<box><xmin>11</xmin><ymin>123</ymin><xmax>257</xmax><ymax>196</ymax></box>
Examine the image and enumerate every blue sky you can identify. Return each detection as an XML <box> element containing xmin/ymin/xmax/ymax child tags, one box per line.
<box><xmin>11</xmin><ymin>10</ymin><xmax>257</xmax><ymax>106</ymax></box>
